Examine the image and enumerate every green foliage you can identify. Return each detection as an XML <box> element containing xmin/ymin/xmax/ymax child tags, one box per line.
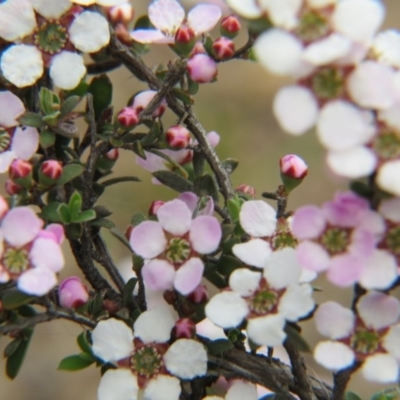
<box><xmin>5</xmin><ymin>328</ymin><xmax>33</xmax><ymax>379</ymax></box>
<box><xmin>56</xmin><ymin>164</ymin><xmax>84</xmax><ymax>186</ymax></box>
<box><xmin>284</xmin><ymin>324</ymin><xmax>311</xmax><ymax>353</ymax></box>
<box><xmin>2</xmin><ymin>290</ymin><xmax>36</xmax><ymax>310</ymax></box>
<box><xmin>371</xmin><ymin>387</ymin><xmax>400</xmax><ymax>400</ymax></box>
<box><xmin>58</xmin><ymin>353</ymin><xmax>95</xmax><ymax>371</ymax></box>
<box><xmin>152</xmin><ymin>170</ymin><xmax>194</xmax><ymax>192</ymax></box>
<box><xmin>206</xmin><ymin>339</ymin><xmax>234</xmax><ymax>355</ymax></box>
<box><xmin>88</xmin><ymin>74</ymin><xmax>112</xmax><ymax>120</ymax></box>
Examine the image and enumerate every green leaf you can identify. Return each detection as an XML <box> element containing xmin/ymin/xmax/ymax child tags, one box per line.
<box><xmin>222</xmin><ymin>158</ymin><xmax>239</xmax><ymax>175</ymax></box>
<box><xmin>141</xmin><ymin>121</ymin><xmax>162</xmax><ymax>146</ymax></box>
<box><xmin>58</xmin><ymin>353</ymin><xmax>95</xmax><ymax>371</ymax></box>
<box><xmin>110</xmin><ymin>227</ymin><xmax>132</xmax><ymax>250</ymax></box>
<box><xmin>284</xmin><ymin>324</ymin><xmax>311</xmax><ymax>353</ymax></box>
<box><xmin>43</xmin><ymin>112</ymin><xmax>61</xmax><ymax>127</ymax></box>
<box><xmin>60</xmin><ymin>96</ymin><xmax>82</xmax><ymax>118</ymax></box>
<box><xmin>216</xmin><ymin>255</ymin><xmax>242</xmax><ymax>276</ymax></box>
<box><xmin>57</xmin><ymin>164</ymin><xmax>84</xmax><ymax>185</ymax></box>
<box><xmin>90</xmin><ymin>218</ymin><xmax>115</xmax><ymax>229</ymax></box>
<box><xmin>204</xmin><ymin>270</ymin><xmax>227</xmax><ymax>289</ymax></box>
<box><xmin>194</xmin><ymin>174</ymin><xmax>219</xmax><ymax>201</ymax></box>
<box><xmin>39</xmin><ymin>87</ymin><xmax>59</xmax><ymax>115</ymax></box>
<box><xmin>345</xmin><ymin>392</ymin><xmax>363</xmax><ymax>400</ymax></box>
<box><xmin>66</xmin><ymin>223</ymin><xmax>82</xmax><ymax>239</ymax></box>
<box><xmin>77</xmin><ymin>331</ymin><xmax>93</xmax><ymax>355</ymax></box>
<box><xmin>64</xmin><ymin>81</ymin><xmax>88</xmax><ymax>98</ymax></box>
<box><xmin>73</xmin><ymin>210</ymin><xmax>97</xmax><ymax>224</ymax></box>
<box><xmin>207</xmin><ymin>339</ymin><xmax>233</xmax><ymax>355</ymax></box>
<box><xmin>152</xmin><ymin>170</ymin><xmax>194</xmax><ymax>193</ymax></box>
<box><xmin>132</xmin><ymin>140</ymin><xmax>146</xmax><ymax>159</ymax></box>
<box><xmin>58</xmin><ymin>203</ymin><xmax>71</xmax><ymax>224</ymax></box>
<box><xmin>370</xmin><ymin>387</ymin><xmax>400</xmax><ymax>400</ymax></box>
<box><xmin>188</xmin><ymin>79</ymin><xmax>199</xmax><ymax>95</ymax></box>
<box><xmin>123</xmin><ymin>278</ymin><xmax>138</xmax><ymax>306</ymax></box>
<box><xmin>131</xmin><ymin>211</ymin><xmax>146</xmax><ymax>226</ymax></box>
<box><xmin>227</xmin><ymin>198</ymin><xmax>241</xmax><ymax>223</ymax></box>
<box><xmin>6</xmin><ymin>328</ymin><xmax>33</xmax><ymax>379</ymax></box>
<box><xmin>68</xmin><ymin>191</ymin><xmax>82</xmax><ymax>221</ymax></box>
<box><xmin>88</xmin><ymin>74</ymin><xmax>112</xmax><ymax>120</ymax></box>
<box><xmin>170</xmin><ymin>88</ymin><xmax>194</xmax><ymax>105</ymax></box>
<box><xmin>41</xmin><ymin>202</ymin><xmax>62</xmax><ymax>222</ymax></box>
<box><xmin>18</xmin><ymin>112</ymin><xmax>44</xmax><ymax>128</ymax></box>
<box><xmin>101</xmin><ymin>176</ymin><xmax>141</xmax><ymax>187</ymax></box>
<box><xmin>4</xmin><ymin>338</ymin><xmax>22</xmax><ymax>357</ymax></box>
<box><xmin>2</xmin><ymin>290</ymin><xmax>36</xmax><ymax>310</ymax></box>
<box><xmin>39</xmin><ymin>130</ymin><xmax>56</xmax><ymax>148</ymax></box>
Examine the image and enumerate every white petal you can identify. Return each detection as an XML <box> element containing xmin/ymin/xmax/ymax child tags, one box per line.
<box><xmin>379</xmin><ymin>197</ymin><xmax>400</xmax><ymax>222</ymax></box>
<box><xmin>69</xmin><ymin>11</ymin><xmax>110</xmax><ymax>53</ymax></box>
<box><xmin>50</xmin><ymin>52</ymin><xmax>86</xmax><ymax>90</ymax></box>
<box><xmin>1</xmin><ymin>45</ymin><xmax>43</xmax><ymax>88</ymax></box>
<box><xmin>92</xmin><ymin>319</ymin><xmax>133</xmax><ymax>362</ymax></box>
<box><xmin>96</xmin><ymin>0</ymin><xmax>127</xmax><ymax>5</ymax></box>
<box><xmin>258</xmin><ymin>0</ymin><xmax>302</xmax><ymax>30</ymax></box>
<box><xmin>239</xmin><ymin>200</ymin><xmax>277</xmax><ymax>237</ymax></box>
<box><xmin>0</xmin><ymin>152</ymin><xmax>15</xmax><ymax>173</ymax></box>
<box><xmin>379</xmin><ymin>100</ymin><xmax>400</xmax><ymax>131</ymax></box>
<box><xmin>383</xmin><ymin>324</ymin><xmax>400</xmax><ymax>359</ymax></box>
<box><xmin>264</xmin><ymin>248</ymin><xmax>302</xmax><ymax>289</ymax></box>
<box><xmin>226</xmin><ymin>381</ymin><xmax>258</xmax><ymax>400</ymax></box>
<box><xmin>205</xmin><ymin>292</ymin><xmax>249</xmax><ymax>329</ymax></box>
<box><xmin>254</xmin><ymin>29</ymin><xmax>304</xmax><ymax>76</ymax></box>
<box><xmin>347</xmin><ymin>61</ymin><xmax>396</xmax><ymax>110</ymax></box>
<box><xmin>317</xmin><ymin>100</ymin><xmax>376</xmax><ymax>151</ymax></box>
<box><xmin>232</xmin><ymin>239</ymin><xmax>272</xmax><ymax>268</ymax></box>
<box><xmin>31</xmin><ymin>0</ymin><xmax>72</xmax><ymax>18</ymax></box>
<box><xmin>134</xmin><ymin>307</ymin><xmax>176</xmax><ymax>343</ymax></box>
<box><xmin>229</xmin><ymin>268</ymin><xmax>261</xmax><ymax>297</ymax></box>
<box><xmin>11</xmin><ymin>127</ymin><xmax>39</xmax><ymax>160</ymax></box>
<box><xmin>157</xmin><ymin>199</ymin><xmax>192</xmax><ymax>236</ymax></box>
<box><xmin>303</xmin><ymin>34</ymin><xmax>352</xmax><ymax>66</ymax></box>
<box><xmin>357</xmin><ymin>291</ymin><xmax>400</xmax><ymax>330</ymax></box>
<box><xmin>247</xmin><ymin>314</ymin><xmax>286</xmax><ymax>346</ymax></box>
<box><xmin>327</xmin><ymin>147</ymin><xmax>377</xmax><ymax>179</ymax></box>
<box><xmin>273</xmin><ymin>85</ymin><xmax>318</xmax><ymax>135</ymax></box>
<box><xmin>376</xmin><ymin>160</ymin><xmax>400</xmax><ymax>196</ymax></box>
<box><xmin>0</xmin><ymin>0</ymin><xmax>36</xmax><ymax>41</ymax></box>
<box><xmin>188</xmin><ymin>4</ymin><xmax>221</xmax><ymax>36</ymax></box>
<box><xmin>314</xmin><ymin>341</ymin><xmax>355</xmax><ymax>371</ymax></box>
<box><xmin>30</xmin><ymin>237</ymin><xmax>64</xmax><ymax>272</ymax></box>
<box><xmin>173</xmin><ymin>257</ymin><xmax>203</xmax><ymax>295</ymax></box>
<box><xmin>372</xmin><ymin>30</ymin><xmax>400</xmax><ymax>68</ymax></box>
<box><xmin>98</xmin><ymin>369</ymin><xmax>138</xmax><ymax>400</ymax></box>
<box><xmin>362</xmin><ymin>354</ymin><xmax>399</xmax><ymax>383</ymax></box>
<box><xmin>278</xmin><ymin>284</ymin><xmax>314</xmax><ymax>321</ymax></box>
<box><xmin>315</xmin><ymin>302</ymin><xmax>354</xmax><ymax>339</ymax></box>
<box><xmin>17</xmin><ymin>268</ymin><xmax>57</xmax><ymax>296</ymax></box>
<box><xmin>225</xmin><ymin>0</ymin><xmax>262</xmax><ymax>19</ymax></box>
<box><xmin>359</xmin><ymin>250</ymin><xmax>397</xmax><ymax>290</ymax></box>
<box><xmin>143</xmin><ymin>375</ymin><xmax>180</xmax><ymax>400</ymax></box>
<box><xmin>148</xmin><ymin>0</ymin><xmax>185</xmax><ymax>34</ymax></box>
<box><xmin>332</xmin><ymin>0</ymin><xmax>385</xmax><ymax>44</ymax></box>
<box><xmin>0</xmin><ymin>91</ymin><xmax>25</xmax><ymax>128</ymax></box>
<box><xmin>306</xmin><ymin>0</ymin><xmax>336</xmax><ymax>7</ymax></box>
<box><xmin>130</xmin><ymin>29</ymin><xmax>168</xmax><ymax>44</ymax></box>
<box><xmin>164</xmin><ymin>339</ymin><xmax>207</xmax><ymax>379</ymax></box>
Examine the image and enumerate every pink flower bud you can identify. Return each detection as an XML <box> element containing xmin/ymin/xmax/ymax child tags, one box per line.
<box><xmin>59</xmin><ymin>276</ymin><xmax>89</xmax><ymax>309</ymax></box>
<box><xmin>5</xmin><ymin>179</ymin><xmax>22</xmax><ymax>195</ymax></box>
<box><xmin>166</xmin><ymin>125</ymin><xmax>191</xmax><ymax>149</ymax></box>
<box><xmin>173</xmin><ymin>318</ymin><xmax>196</xmax><ymax>339</ymax></box>
<box><xmin>105</xmin><ymin>148</ymin><xmax>119</xmax><ymax>161</ymax></box>
<box><xmin>187</xmin><ymin>284</ymin><xmax>208</xmax><ymax>303</ymax></box>
<box><xmin>118</xmin><ymin>106</ymin><xmax>139</xmax><ymax>127</ymax></box>
<box><xmin>190</xmin><ymin>41</ymin><xmax>206</xmax><ymax>56</ymax></box>
<box><xmin>236</xmin><ymin>184</ymin><xmax>256</xmax><ymax>198</ymax></box>
<box><xmin>175</xmin><ymin>25</ymin><xmax>195</xmax><ymax>44</ymax></box>
<box><xmin>132</xmin><ymin>90</ymin><xmax>167</xmax><ymax>118</ymax></box>
<box><xmin>220</xmin><ymin>15</ymin><xmax>241</xmax><ymax>38</ymax></box>
<box><xmin>107</xmin><ymin>3</ymin><xmax>134</xmax><ymax>26</ymax></box>
<box><xmin>213</xmin><ymin>37</ymin><xmax>235</xmax><ymax>60</ymax></box>
<box><xmin>279</xmin><ymin>154</ymin><xmax>308</xmax><ymax>192</ymax></box>
<box><xmin>9</xmin><ymin>159</ymin><xmax>32</xmax><ymax>180</ymax></box>
<box><xmin>41</xmin><ymin>160</ymin><xmax>63</xmax><ymax>180</ymax></box>
<box><xmin>187</xmin><ymin>54</ymin><xmax>218</xmax><ymax>83</ymax></box>
<box><xmin>0</xmin><ymin>195</ymin><xmax>9</xmax><ymax>219</ymax></box>
<box><xmin>149</xmin><ymin>200</ymin><xmax>165</xmax><ymax>216</ymax></box>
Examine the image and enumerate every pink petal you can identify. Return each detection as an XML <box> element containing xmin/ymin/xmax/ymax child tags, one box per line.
<box><xmin>296</xmin><ymin>241</ymin><xmax>330</xmax><ymax>272</ymax></box>
<box><xmin>292</xmin><ymin>205</ymin><xmax>326</xmax><ymax>239</ymax></box>
<box><xmin>327</xmin><ymin>254</ymin><xmax>364</xmax><ymax>286</ymax></box>
<box><xmin>0</xmin><ymin>90</ymin><xmax>25</xmax><ymax>127</ymax></box>
<box><xmin>44</xmin><ymin>223</ymin><xmax>64</xmax><ymax>244</ymax></box>
<box><xmin>130</xmin><ymin>29</ymin><xmax>172</xmax><ymax>44</ymax></box>
<box><xmin>130</xmin><ymin>221</ymin><xmax>167</xmax><ymax>259</ymax></box>
<box><xmin>189</xmin><ymin>216</ymin><xmax>221</xmax><ymax>254</ymax></box>
<box><xmin>142</xmin><ymin>259</ymin><xmax>175</xmax><ymax>291</ymax></box>
<box><xmin>2</xmin><ymin>207</ymin><xmax>43</xmax><ymax>248</ymax></box>
<box><xmin>148</xmin><ymin>0</ymin><xmax>184</xmax><ymax>34</ymax></box>
<box><xmin>157</xmin><ymin>199</ymin><xmax>192</xmax><ymax>236</ymax></box>
<box><xmin>18</xmin><ymin>268</ymin><xmax>57</xmax><ymax>295</ymax></box>
<box><xmin>11</xmin><ymin>126</ymin><xmax>39</xmax><ymax>160</ymax></box>
<box><xmin>239</xmin><ymin>200</ymin><xmax>277</xmax><ymax>237</ymax></box>
<box><xmin>188</xmin><ymin>4</ymin><xmax>221</xmax><ymax>35</ymax></box>
<box><xmin>348</xmin><ymin>228</ymin><xmax>376</xmax><ymax>258</ymax></box>
<box><xmin>30</xmin><ymin>237</ymin><xmax>64</xmax><ymax>272</ymax></box>
<box><xmin>174</xmin><ymin>257</ymin><xmax>204</xmax><ymax>295</ymax></box>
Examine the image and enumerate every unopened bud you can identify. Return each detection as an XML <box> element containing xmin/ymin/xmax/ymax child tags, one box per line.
<box><xmin>9</xmin><ymin>159</ymin><xmax>32</xmax><ymax>188</ymax></box>
<box><xmin>220</xmin><ymin>15</ymin><xmax>241</xmax><ymax>38</ymax></box>
<box><xmin>59</xmin><ymin>276</ymin><xmax>89</xmax><ymax>309</ymax></box>
<box><xmin>149</xmin><ymin>200</ymin><xmax>165</xmax><ymax>216</ymax></box>
<box><xmin>40</xmin><ymin>160</ymin><xmax>63</xmax><ymax>186</ymax></box>
<box><xmin>173</xmin><ymin>318</ymin><xmax>196</xmax><ymax>339</ymax></box>
<box><xmin>105</xmin><ymin>148</ymin><xmax>119</xmax><ymax>161</ymax></box>
<box><xmin>102</xmin><ymin>299</ymin><xmax>119</xmax><ymax>315</ymax></box>
<box><xmin>175</xmin><ymin>25</ymin><xmax>195</xmax><ymax>44</ymax></box>
<box><xmin>118</xmin><ymin>106</ymin><xmax>139</xmax><ymax>127</ymax></box>
<box><xmin>187</xmin><ymin>284</ymin><xmax>208</xmax><ymax>303</ymax></box>
<box><xmin>187</xmin><ymin>54</ymin><xmax>218</xmax><ymax>83</ymax></box>
<box><xmin>236</xmin><ymin>184</ymin><xmax>256</xmax><ymax>198</ymax></box>
<box><xmin>5</xmin><ymin>179</ymin><xmax>23</xmax><ymax>195</ymax></box>
<box><xmin>279</xmin><ymin>154</ymin><xmax>308</xmax><ymax>192</ymax></box>
<box><xmin>212</xmin><ymin>37</ymin><xmax>235</xmax><ymax>60</ymax></box>
<box><xmin>163</xmin><ymin>289</ymin><xmax>176</xmax><ymax>305</ymax></box>
<box><xmin>107</xmin><ymin>3</ymin><xmax>134</xmax><ymax>26</ymax></box>
<box><xmin>166</xmin><ymin>125</ymin><xmax>191</xmax><ymax>149</ymax></box>
<box><xmin>190</xmin><ymin>41</ymin><xmax>206</xmax><ymax>56</ymax></box>
<box><xmin>132</xmin><ymin>90</ymin><xmax>167</xmax><ymax>118</ymax></box>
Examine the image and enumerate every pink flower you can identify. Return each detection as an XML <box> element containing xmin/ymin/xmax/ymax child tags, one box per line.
<box><xmin>187</xmin><ymin>54</ymin><xmax>218</xmax><ymax>83</ymax></box>
<box><xmin>130</xmin><ymin>199</ymin><xmax>221</xmax><ymax>295</ymax></box>
<box><xmin>59</xmin><ymin>276</ymin><xmax>89</xmax><ymax>309</ymax></box>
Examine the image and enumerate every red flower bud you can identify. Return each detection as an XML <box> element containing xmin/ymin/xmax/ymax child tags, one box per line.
<box><xmin>173</xmin><ymin>318</ymin><xmax>196</xmax><ymax>339</ymax></box>
<box><xmin>105</xmin><ymin>148</ymin><xmax>119</xmax><ymax>161</ymax></box>
<box><xmin>41</xmin><ymin>160</ymin><xmax>63</xmax><ymax>180</ymax></box>
<box><xmin>5</xmin><ymin>179</ymin><xmax>23</xmax><ymax>195</ymax></box>
<box><xmin>9</xmin><ymin>159</ymin><xmax>32</xmax><ymax>180</ymax></box>
<box><xmin>187</xmin><ymin>54</ymin><xmax>218</xmax><ymax>83</ymax></box>
<box><xmin>166</xmin><ymin>125</ymin><xmax>191</xmax><ymax>149</ymax></box>
<box><xmin>236</xmin><ymin>184</ymin><xmax>256</xmax><ymax>198</ymax></box>
<box><xmin>221</xmin><ymin>15</ymin><xmax>241</xmax><ymax>38</ymax></box>
<box><xmin>59</xmin><ymin>276</ymin><xmax>89</xmax><ymax>309</ymax></box>
<box><xmin>149</xmin><ymin>200</ymin><xmax>165</xmax><ymax>216</ymax></box>
<box><xmin>107</xmin><ymin>3</ymin><xmax>134</xmax><ymax>26</ymax></box>
<box><xmin>118</xmin><ymin>106</ymin><xmax>139</xmax><ymax>127</ymax></box>
<box><xmin>213</xmin><ymin>37</ymin><xmax>235</xmax><ymax>60</ymax></box>
<box><xmin>175</xmin><ymin>25</ymin><xmax>195</xmax><ymax>44</ymax></box>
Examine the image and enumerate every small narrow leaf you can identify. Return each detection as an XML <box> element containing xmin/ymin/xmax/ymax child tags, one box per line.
<box><xmin>58</xmin><ymin>203</ymin><xmax>71</xmax><ymax>224</ymax></box>
<box><xmin>73</xmin><ymin>210</ymin><xmax>97</xmax><ymax>224</ymax></box>
<box><xmin>77</xmin><ymin>332</ymin><xmax>93</xmax><ymax>355</ymax></box>
<box><xmin>194</xmin><ymin>174</ymin><xmax>219</xmax><ymax>201</ymax></box>
<box><xmin>2</xmin><ymin>290</ymin><xmax>36</xmax><ymax>310</ymax></box>
<box><xmin>88</xmin><ymin>74</ymin><xmax>112</xmax><ymax>120</ymax></box>
<box><xmin>152</xmin><ymin>170</ymin><xmax>194</xmax><ymax>193</ymax></box>
<box><xmin>60</xmin><ymin>96</ymin><xmax>82</xmax><ymax>118</ymax></box>
<box><xmin>58</xmin><ymin>353</ymin><xmax>95</xmax><ymax>371</ymax></box>
<box><xmin>6</xmin><ymin>329</ymin><xmax>33</xmax><ymax>379</ymax></box>
<box><xmin>18</xmin><ymin>112</ymin><xmax>44</xmax><ymax>128</ymax></box>
<box><xmin>41</xmin><ymin>202</ymin><xmax>63</xmax><ymax>222</ymax></box>
<box><xmin>170</xmin><ymin>88</ymin><xmax>194</xmax><ymax>105</ymax></box>
<box><xmin>57</xmin><ymin>164</ymin><xmax>84</xmax><ymax>185</ymax></box>
<box><xmin>284</xmin><ymin>324</ymin><xmax>311</xmax><ymax>353</ymax></box>
<box><xmin>344</xmin><ymin>392</ymin><xmax>363</xmax><ymax>400</ymax></box>
<box><xmin>68</xmin><ymin>191</ymin><xmax>82</xmax><ymax>221</ymax></box>
<box><xmin>131</xmin><ymin>211</ymin><xmax>146</xmax><ymax>226</ymax></box>
<box><xmin>39</xmin><ymin>130</ymin><xmax>56</xmax><ymax>148</ymax></box>
<box><xmin>123</xmin><ymin>278</ymin><xmax>138</xmax><ymax>306</ymax></box>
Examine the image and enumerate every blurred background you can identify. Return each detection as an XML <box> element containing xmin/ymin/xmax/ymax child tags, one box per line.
<box><xmin>1</xmin><ymin>0</ymin><xmax>400</xmax><ymax>398</ymax></box>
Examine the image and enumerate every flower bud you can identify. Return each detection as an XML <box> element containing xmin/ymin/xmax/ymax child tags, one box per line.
<box><xmin>174</xmin><ymin>25</ymin><xmax>196</xmax><ymax>56</ymax></box>
<box><xmin>166</xmin><ymin>125</ymin><xmax>191</xmax><ymax>149</ymax></box>
<box><xmin>187</xmin><ymin>54</ymin><xmax>218</xmax><ymax>83</ymax></box>
<box><xmin>107</xmin><ymin>3</ymin><xmax>134</xmax><ymax>26</ymax></box>
<box><xmin>187</xmin><ymin>284</ymin><xmax>208</xmax><ymax>303</ymax></box>
<box><xmin>236</xmin><ymin>184</ymin><xmax>256</xmax><ymax>198</ymax></box>
<box><xmin>173</xmin><ymin>318</ymin><xmax>196</xmax><ymax>339</ymax></box>
<box><xmin>39</xmin><ymin>160</ymin><xmax>63</xmax><ymax>186</ymax></box>
<box><xmin>59</xmin><ymin>276</ymin><xmax>89</xmax><ymax>309</ymax></box>
<box><xmin>9</xmin><ymin>159</ymin><xmax>32</xmax><ymax>188</ymax></box>
<box><xmin>104</xmin><ymin>148</ymin><xmax>119</xmax><ymax>161</ymax></box>
<box><xmin>190</xmin><ymin>41</ymin><xmax>206</xmax><ymax>56</ymax></box>
<box><xmin>220</xmin><ymin>15</ymin><xmax>241</xmax><ymax>38</ymax></box>
<box><xmin>149</xmin><ymin>200</ymin><xmax>164</xmax><ymax>216</ymax></box>
<box><xmin>115</xmin><ymin>23</ymin><xmax>134</xmax><ymax>46</ymax></box>
<box><xmin>5</xmin><ymin>179</ymin><xmax>22</xmax><ymax>195</ymax></box>
<box><xmin>132</xmin><ymin>90</ymin><xmax>167</xmax><ymax>118</ymax></box>
<box><xmin>279</xmin><ymin>154</ymin><xmax>308</xmax><ymax>192</ymax></box>
<box><xmin>212</xmin><ymin>37</ymin><xmax>235</xmax><ymax>60</ymax></box>
<box><xmin>118</xmin><ymin>106</ymin><xmax>139</xmax><ymax>127</ymax></box>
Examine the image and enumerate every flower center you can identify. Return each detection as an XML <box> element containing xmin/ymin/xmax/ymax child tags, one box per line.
<box><xmin>271</xmin><ymin>230</ymin><xmax>298</xmax><ymax>250</ymax></box>
<box><xmin>130</xmin><ymin>345</ymin><xmax>163</xmax><ymax>378</ymax></box>
<box><xmin>166</xmin><ymin>237</ymin><xmax>191</xmax><ymax>264</ymax></box>
<box><xmin>3</xmin><ymin>247</ymin><xmax>30</xmax><ymax>274</ymax></box>
<box><xmin>312</xmin><ymin>67</ymin><xmax>345</xmax><ymax>100</ymax></box>
<box><xmin>372</xmin><ymin>131</ymin><xmax>400</xmax><ymax>160</ymax></box>
<box><xmin>295</xmin><ymin>11</ymin><xmax>329</xmax><ymax>43</ymax></box>
<box><xmin>386</xmin><ymin>226</ymin><xmax>400</xmax><ymax>256</ymax></box>
<box><xmin>33</xmin><ymin>20</ymin><xmax>69</xmax><ymax>55</ymax></box>
<box><xmin>249</xmin><ymin>289</ymin><xmax>278</xmax><ymax>314</ymax></box>
<box><xmin>0</xmin><ymin>129</ymin><xmax>11</xmax><ymax>153</ymax></box>
<box><xmin>350</xmin><ymin>328</ymin><xmax>380</xmax><ymax>355</ymax></box>
<box><xmin>321</xmin><ymin>227</ymin><xmax>350</xmax><ymax>255</ymax></box>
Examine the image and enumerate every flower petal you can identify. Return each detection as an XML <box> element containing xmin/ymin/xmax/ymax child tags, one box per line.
<box><xmin>296</xmin><ymin>241</ymin><xmax>330</xmax><ymax>272</ymax></box>
<box><xmin>143</xmin><ymin>375</ymin><xmax>180</xmax><ymax>400</ymax></box>
<box><xmin>12</xmin><ymin>127</ymin><xmax>39</xmax><ymax>160</ymax></box>
<box><xmin>226</xmin><ymin>381</ymin><xmax>258</xmax><ymax>400</ymax></box>
<box><xmin>164</xmin><ymin>339</ymin><xmax>207</xmax><ymax>379</ymax></box>
<box><xmin>31</xmin><ymin>0</ymin><xmax>72</xmax><ymax>19</ymax></box>
<box><xmin>130</xmin><ymin>29</ymin><xmax>170</xmax><ymax>44</ymax></box>
<box><xmin>259</xmin><ymin>0</ymin><xmax>302</xmax><ymax>30</ymax></box>
<box><xmin>0</xmin><ymin>91</ymin><xmax>25</xmax><ymax>128</ymax></box>
<box><xmin>190</xmin><ymin>216</ymin><xmax>221</xmax><ymax>254</ymax></box>
<box><xmin>142</xmin><ymin>259</ymin><xmax>175</xmax><ymax>291</ymax></box>
<box><xmin>17</xmin><ymin>268</ymin><xmax>57</xmax><ymax>296</ymax></box>
<box><xmin>314</xmin><ymin>341</ymin><xmax>355</xmax><ymax>371</ymax></box>
<box><xmin>327</xmin><ymin>254</ymin><xmax>364</xmax><ymax>287</ymax></box>
<box><xmin>148</xmin><ymin>0</ymin><xmax>184</xmax><ymax>34</ymax></box>
<box><xmin>278</xmin><ymin>284</ymin><xmax>314</xmax><ymax>321</ymax></box>
<box><xmin>50</xmin><ymin>52</ymin><xmax>86</xmax><ymax>90</ymax></box>
<box><xmin>174</xmin><ymin>257</ymin><xmax>204</xmax><ymax>295</ymax></box>
<box><xmin>30</xmin><ymin>237</ymin><xmax>64</xmax><ymax>272</ymax></box>
<box><xmin>292</xmin><ymin>205</ymin><xmax>326</xmax><ymax>239</ymax></box>
<box><xmin>376</xmin><ymin>160</ymin><xmax>400</xmax><ymax>196</ymax></box>
<box><xmin>232</xmin><ymin>239</ymin><xmax>272</xmax><ymax>268</ymax></box>
<box><xmin>98</xmin><ymin>369</ymin><xmax>138</xmax><ymax>400</ymax></box>
<box><xmin>239</xmin><ymin>200</ymin><xmax>277</xmax><ymax>237</ymax></box>
<box><xmin>247</xmin><ymin>314</ymin><xmax>286</xmax><ymax>347</ymax></box>
<box><xmin>188</xmin><ymin>4</ymin><xmax>221</xmax><ymax>35</ymax></box>
<box><xmin>92</xmin><ymin>319</ymin><xmax>134</xmax><ymax>363</ymax></box>
<box><xmin>362</xmin><ymin>354</ymin><xmax>399</xmax><ymax>383</ymax></box>
<box><xmin>379</xmin><ymin>197</ymin><xmax>400</xmax><ymax>222</ymax></box>
<box><xmin>130</xmin><ymin>221</ymin><xmax>167</xmax><ymax>259</ymax></box>
<box><xmin>0</xmin><ymin>151</ymin><xmax>16</xmax><ymax>173</ymax></box>
<box><xmin>229</xmin><ymin>268</ymin><xmax>261</xmax><ymax>297</ymax></box>
<box><xmin>383</xmin><ymin>324</ymin><xmax>400</xmax><ymax>359</ymax></box>
<box><xmin>225</xmin><ymin>0</ymin><xmax>262</xmax><ymax>19</ymax></box>
<box><xmin>157</xmin><ymin>199</ymin><xmax>192</xmax><ymax>236</ymax></box>
<box><xmin>134</xmin><ymin>307</ymin><xmax>176</xmax><ymax>343</ymax></box>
